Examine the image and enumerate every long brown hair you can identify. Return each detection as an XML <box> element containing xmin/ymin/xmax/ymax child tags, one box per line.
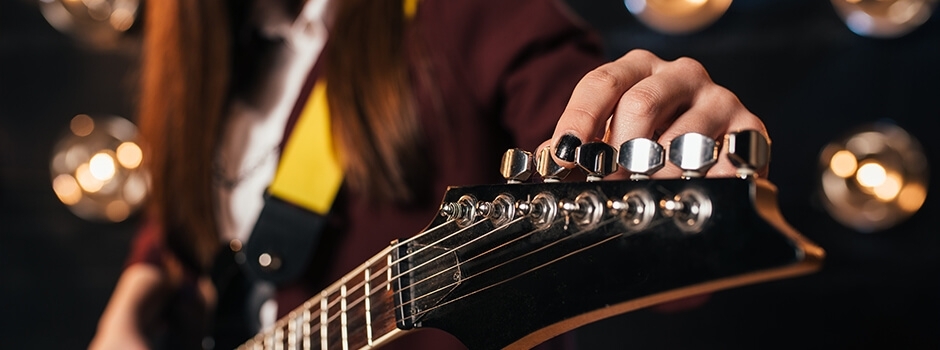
<box><xmin>139</xmin><ymin>0</ymin><xmax>422</xmax><ymax>272</ymax></box>
<box><xmin>327</xmin><ymin>0</ymin><xmax>425</xmax><ymax>204</ymax></box>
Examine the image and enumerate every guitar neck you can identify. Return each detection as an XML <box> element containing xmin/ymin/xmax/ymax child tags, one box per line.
<box><xmin>239</xmin><ymin>245</ymin><xmax>405</xmax><ymax>350</ymax></box>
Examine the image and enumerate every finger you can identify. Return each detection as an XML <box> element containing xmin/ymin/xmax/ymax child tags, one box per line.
<box><xmin>601</xmin><ymin>58</ymin><xmax>710</xmax><ymax>180</ymax></box>
<box><xmin>603</xmin><ymin>56</ymin><xmax>711</xmax><ymax>148</ymax></box>
<box><xmin>534</xmin><ymin>139</ymin><xmax>588</xmax><ymax>182</ymax></box>
<box><xmin>653</xmin><ymin>85</ymin><xmax>768</xmax><ymax>179</ymax></box>
<box><xmin>550</xmin><ymin>49</ymin><xmax>660</xmax><ymax>168</ymax></box>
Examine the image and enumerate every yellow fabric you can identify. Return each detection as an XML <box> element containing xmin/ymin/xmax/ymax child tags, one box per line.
<box><xmin>404</xmin><ymin>0</ymin><xmax>419</xmax><ymax>18</ymax></box>
<box><xmin>268</xmin><ymin>80</ymin><xmax>342</xmax><ymax>215</ymax></box>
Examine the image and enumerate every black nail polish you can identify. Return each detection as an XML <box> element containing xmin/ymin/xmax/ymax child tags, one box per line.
<box><xmin>554</xmin><ymin>134</ymin><xmax>582</xmax><ymax>162</ymax></box>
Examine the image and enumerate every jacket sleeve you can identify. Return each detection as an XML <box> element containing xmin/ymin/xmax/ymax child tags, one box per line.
<box><xmin>416</xmin><ymin>0</ymin><xmax>608</xmax><ymax>152</ymax></box>
<box><xmin>125</xmin><ymin>216</ymin><xmax>166</xmax><ymax>268</ymax></box>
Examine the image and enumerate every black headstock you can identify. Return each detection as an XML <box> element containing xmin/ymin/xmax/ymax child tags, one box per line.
<box><xmin>390</xmin><ymin>173</ymin><xmax>822</xmax><ymax>349</ymax></box>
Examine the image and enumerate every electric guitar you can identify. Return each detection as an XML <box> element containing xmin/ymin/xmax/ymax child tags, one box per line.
<box><xmin>238</xmin><ymin>132</ymin><xmax>824</xmax><ymax>349</ymax></box>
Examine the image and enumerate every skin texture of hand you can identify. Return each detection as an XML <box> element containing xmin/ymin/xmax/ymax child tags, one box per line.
<box><xmin>543</xmin><ymin>49</ymin><xmax>768</xmax><ymax>312</ymax></box>
<box><xmin>544</xmin><ymin>49</ymin><xmax>769</xmax><ymax>180</ymax></box>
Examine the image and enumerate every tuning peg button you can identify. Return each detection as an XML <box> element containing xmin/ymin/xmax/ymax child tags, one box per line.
<box><xmin>618</xmin><ymin>138</ymin><xmax>665</xmax><ymax>180</ymax></box>
<box><xmin>575</xmin><ymin>142</ymin><xmax>618</xmax><ymax>182</ymax></box>
<box><xmin>725</xmin><ymin>130</ymin><xmax>770</xmax><ymax>178</ymax></box>
<box><xmin>536</xmin><ymin>147</ymin><xmax>571</xmax><ymax>182</ymax></box>
<box><xmin>500</xmin><ymin>148</ymin><xmax>534</xmax><ymax>184</ymax></box>
<box><xmin>668</xmin><ymin>133</ymin><xmax>718</xmax><ymax>179</ymax></box>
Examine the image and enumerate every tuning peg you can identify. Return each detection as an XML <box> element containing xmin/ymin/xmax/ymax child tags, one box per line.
<box><xmin>500</xmin><ymin>148</ymin><xmax>534</xmax><ymax>184</ymax></box>
<box><xmin>668</xmin><ymin>133</ymin><xmax>718</xmax><ymax>179</ymax></box>
<box><xmin>536</xmin><ymin>147</ymin><xmax>571</xmax><ymax>182</ymax></box>
<box><xmin>618</xmin><ymin>138</ymin><xmax>665</xmax><ymax>180</ymax></box>
<box><xmin>725</xmin><ymin>130</ymin><xmax>770</xmax><ymax>178</ymax></box>
<box><xmin>575</xmin><ymin>142</ymin><xmax>618</xmax><ymax>182</ymax></box>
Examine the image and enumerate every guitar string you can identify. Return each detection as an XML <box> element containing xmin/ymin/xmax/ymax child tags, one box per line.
<box><xmin>247</xmin><ymin>216</ymin><xmax>471</xmax><ymax>345</ymax></box>
<box><xmin>250</xmin><ymin>215</ymin><xmax>542</xmax><ymax>345</ymax></box>
<box><xmin>402</xmin><ymin>218</ymin><xmax>625</xmax><ymax>323</ymax></box>
<box><xmin>382</xmin><ymin>180</ymin><xmax>681</xmax><ymax>283</ymax></box>
<box><xmin>398</xmin><ymin>209</ymin><xmax>680</xmax><ymax>324</ymax></box>
<box><xmin>255</xmin><ymin>213</ymin><xmax>641</xmax><ymax>345</ymax></box>
<box><xmin>330</xmin><ymin>214</ymin><xmax>623</xmax><ymax>335</ymax></box>
<box><xmin>246</xmin><ymin>217</ymin><xmax>640</xmax><ymax>349</ymax></box>
<box><xmin>290</xmin><ymin>216</ymin><xmax>529</xmax><ymax>331</ymax></box>
<box><xmin>249</xmin><ymin>186</ymin><xmax>678</xmax><ymax>345</ymax></box>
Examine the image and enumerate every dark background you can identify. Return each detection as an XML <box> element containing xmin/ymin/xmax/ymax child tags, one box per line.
<box><xmin>1</xmin><ymin>0</ymin><xmax>938</xmax><ymax>349</ymax></box>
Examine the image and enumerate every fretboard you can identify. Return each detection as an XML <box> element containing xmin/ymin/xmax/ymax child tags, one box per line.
<box><xmin>238</xmin><ymin>245</ymin><xmax>404</xmax><ymax>350</ymax></box>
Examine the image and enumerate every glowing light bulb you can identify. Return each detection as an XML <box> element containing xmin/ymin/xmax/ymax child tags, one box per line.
<box><xmin>831</xmin><ymin>0</ymin><xmax>938</xmax><ymax>38</ymax></box>
<box><xmin>856</xmin><ymin>162</ymin><xmax>887</xmax><ymax>187</ymax></box>
<box><xmin>89</xmin><ymin>152</ymin><xmax>116</xmax><ymax>181</ymax></box>
<box><xmin>830</xmin><ymin>150</ymin><xmax>859</xmax><ymax>178</ymax></box>
<box><xmin>38</xmin><ymin>0</ymin><xmax>141</xmax><ymax>50</ymax></box>
<box><xmin>75</xmin><ymin>163</ymin><xmax>105</xmax><ymax>193</ymax></box>
<box><xmin>116</xmin><ymin>142</ymin><xmax>142</xmax><ymax>169</ymax></box>
<box><xmin>70</xmin><ymin>114</ymin><xmax>95</xmax><ymax>137</ymax></box>
<box><xmin>625</xmin><ymin>0</ymin><xmax>733</xmax><ymax>34</ymax></box>
<box><xmin>873</xmin><ymin>173</ymin><xmax>903</xmax><ymax>200</ymax></box>
<box><xmin>818</xmin><ymin>123</ymin><xmax>929</xmax><ymax>232</ymax></box>
<box><xmin>52</xmin><ymin>174</ymin><xmax>83</xmax><ymax>205</ymax></box>
<box><xmin>50</xmin><ymin>114</ymin><xmax>149</xmax><ymax>222</ymax></box>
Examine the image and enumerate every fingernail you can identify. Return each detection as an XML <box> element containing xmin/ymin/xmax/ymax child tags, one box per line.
<box><xmin>554</xmin><ymin>134</ymin><xmax>581</xmax><ymax>162</ymax></box>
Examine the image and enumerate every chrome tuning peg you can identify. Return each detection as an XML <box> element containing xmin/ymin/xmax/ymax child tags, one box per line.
<box><xmin>500</xmin><ymin>148</ymin><xmax>534</xmax><ymax>184</ymax></box>
<box><xmin>725</xmin><ymin>130</ymin><xmax>770</xmax><ymax>178</ymax></box>
<box><xmin>618</xmin><ymin>138</ymin><xmax>665</xmax><ymax>180</ymax></box>
<box><xmin>575</xmin><ymin>142</ymin><xmax>618</xmax><ymax>182</ymax></box>
<box><xmin>668</xmin><ymin>133</ymin><xmax>718</xmax><ymax>179</ymax></box>
<box><xmin>536</xmin><ymin>146</ymin><xmax>571</xmax><ymax>182</ymax></box>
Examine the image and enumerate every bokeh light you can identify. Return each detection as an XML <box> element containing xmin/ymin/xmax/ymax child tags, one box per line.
<box><xmin>51</xmin><ymin>114</ymin><xmax>149</xmax><ymax>222</ymax></box>
<box><xmin>818</xmin><ymin>123</ymin><xmax>929</xmax><ymax>232</ymax></box>
<box><xmin>624</xmin><ymin>0</ymin><xmax>733</xmax><ymax>34</ymax></box>
<box><xmin>831</xmin><ymin>0</ymin><xmax>938</xmax><ymax>38</ymax></box>
<box><xmin>37</xmin><ymin>0</ymin><xmax>140</xmax><ymax>49</ymax></box>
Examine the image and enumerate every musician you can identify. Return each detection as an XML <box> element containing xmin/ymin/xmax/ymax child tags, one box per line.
<box><xmin>89</xmin><ymin>0</ymin><xmax>765</xmax><ymax>349</ymax></box>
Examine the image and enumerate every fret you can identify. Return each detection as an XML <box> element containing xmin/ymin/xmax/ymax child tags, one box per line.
<box><xmin>320</xmin><ymin>292</ymin><xmax>328</xmax><ymax>350</ymax></box>
<box><xmin>266</xmin><ymin>325</ymin><xmax>275</xmax><ymax>350</ymax></box>
<box><xmin>386</xmin><ymin>254</ymin><xmax>393</xmax><ymax>292</ymax></box>
<box><xmin>364</xmin><ymin>267</ymin><xmax>373</xmax><ymax>347</ymax></box>
<box><xmin>324</xmin><ymin>288</ymin><xmax>340</xmax><ymax>349</ymax></box>
<box><xmin>341</xmin><ymin>282</ymin><xmax>348</xmax><ymax>350</ymax></box>
<box><xmin>302</xmin><ymin>306</ymin><xmax>313</xmax><ymax>350</ymax></box>
<box><xmin>242</xmin><ymin>246</ymin><xmax>404</xmax><ymax>350</ymax></box>
<box><xmin>368</xmin><ymin>252</ymin><xmax>401</xmax><ymax>346</ymax></box>
<box><xmin>288</xmin><ymin>312</ymin><xmax>300</xmax><ymax>350</ymax></box>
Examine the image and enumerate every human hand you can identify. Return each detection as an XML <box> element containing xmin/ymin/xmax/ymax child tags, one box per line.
<box><xmin>543</xmin><ymin>49</ymin><xmax>768</xmax><ymax>179</ymax></box>
<box><xmin>540</xmin><ymin>49</ymin><xmax>767</xmax><ymax>312</ymax></box>
<box><xmin>89</xmin><ymin>264</ymin><xmax>164</xmax><ymax>350</ymax></box>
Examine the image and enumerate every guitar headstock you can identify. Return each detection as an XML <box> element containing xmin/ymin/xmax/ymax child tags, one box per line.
<box><xmin>390</xmin><ymin>131</ymin><xmax>824</xmax><ymax>349</ymax></box>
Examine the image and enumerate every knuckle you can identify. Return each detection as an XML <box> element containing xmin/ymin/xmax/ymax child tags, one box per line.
<box><xmin>620</xmin><ymin>86</ymin><xmax>662</xmax><ymax>118</ymax></box>
<box><xmin>709</xmin><ymin>85</ymin><xmax>741</xmax><ymax>109</ymax></box>
<box><xmin>582</xmin><ymin>66</ymin><xmax>623</xmax><ymax>92</ymax></box>
<box><xmin>625</xmin><ymin>48</ymin><xmax>658</xmax><ymax>62</ymax></box>
<box><xmin>671</xmin><ymin>56</ymin><xmax>710</xmax><ymax>81</ymax></box>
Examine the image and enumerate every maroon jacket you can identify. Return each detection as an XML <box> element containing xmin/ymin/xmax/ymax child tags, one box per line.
<box><xmin>128</xmin><ymin>0</ymin><xmax>606</xmax><ymax>348</ymax></box>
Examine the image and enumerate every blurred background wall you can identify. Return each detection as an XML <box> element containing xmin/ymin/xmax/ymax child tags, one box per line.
<box><xmin>0</xmin><ymin>0</ymin><xmax>937</xmax><ymax>348</ymax></box>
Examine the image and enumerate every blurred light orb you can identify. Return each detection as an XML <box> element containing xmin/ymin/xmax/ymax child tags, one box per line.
<box><xmin>818</xmin><ymin>123</ymin><xmax>929</xmax><ymax>232</ymax></box>
<box><xmin>831</xmin><ymin>0</ymin><xmax>938</xmax><ymax>38</ymax></box>
<box><xmin>624</xmin><ymin>0</ymin><xmax>733</xmax><ymax>34</ymax></box>
<box><xmin>37</xmin><ymin>0</ymin><xmax>140</xmax><ymax>49</ymax></box>
<box><xmin>51</xmin><ymin>114</ymin><xmax>149</xmax><ymax>222</ymax></box>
